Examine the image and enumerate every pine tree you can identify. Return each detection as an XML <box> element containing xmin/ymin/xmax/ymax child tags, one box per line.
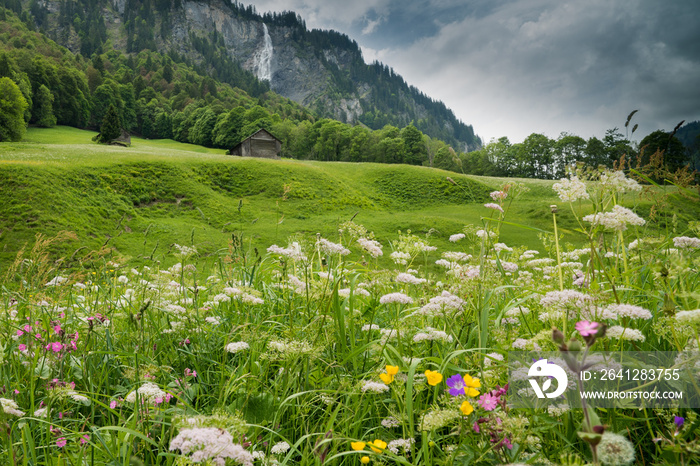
<box><xmin>98</xmin><ymin>104</ymin><xmax>122</xmax><ymax>143</ymax></box>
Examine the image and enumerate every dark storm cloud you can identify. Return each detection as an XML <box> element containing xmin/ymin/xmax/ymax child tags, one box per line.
<box><xmin>248</xmin><ymin>0</ymin><xmax>700</xmax><ymax>143</ymax></box>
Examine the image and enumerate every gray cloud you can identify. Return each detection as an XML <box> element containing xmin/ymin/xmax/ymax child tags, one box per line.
<box><xmin>249</xmin><ymin>0</ymin><xmax>700</xmax><ymax>144</ymax></box>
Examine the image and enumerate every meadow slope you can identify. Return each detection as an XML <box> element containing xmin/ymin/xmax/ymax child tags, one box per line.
<box><xmin>0</xmin><ymin>126</ymin><xmax>696</xmax><ymax>270</ymax></box>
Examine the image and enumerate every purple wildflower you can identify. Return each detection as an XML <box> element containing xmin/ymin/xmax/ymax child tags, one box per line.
<box><xmin>446</xmin><ymin>374</ymin><xmax>466</xmax><ymax>396</ymax></box>
<box><xmin>674</xmin><ymin>416</ymin><xmax>684</xmax><ymax>429</ymax></box>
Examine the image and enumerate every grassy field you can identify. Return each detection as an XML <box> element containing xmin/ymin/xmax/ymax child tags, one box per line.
<box><xmin>0</xmin><ymin>126</ymin><xmax>696</xmax><ymax>270</ymax></box>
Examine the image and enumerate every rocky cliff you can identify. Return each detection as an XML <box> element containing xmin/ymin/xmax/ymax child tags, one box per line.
<box><xmin>30</xmin><ymin>0</ymin><xmax>480</xmax><ymax>149</ymax></box>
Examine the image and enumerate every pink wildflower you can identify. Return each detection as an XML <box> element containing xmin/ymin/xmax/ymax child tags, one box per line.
<box><xmin>575</xmin><ymin>320</ymin><xmax>599</xmax><ymax>337</ymax></box>
<box><xmin>110</xmin><ymin>400</ymin><xmax>118</xmax><ymax>409</ymax></box>
<box><xmin>46</xmin><ymin>342</ymin><xmax>63</xmax><ymax>353</ymax></box>
<box><xmin>478</xmin><ymin>393</ymin><xmax>499</xmax><ymax>411</ymax></box>
<box><xmin>484</xmin><ymin>203</ymin><xmax>504</xmax><ymax>213</ymax></box>
<box><xmin>56</xmin><ymin>438</ymin><xmax>67</xmax><ymax>448</ymax></box>
<box><xmin>18</xmin><ymin>344</ymin><xmax>27</xmax><ymax>352</ymax></box>
<box><xmin>80</xmin><ymin>434</ymin><xmax>90</xmax><ymax>445</ymax></box>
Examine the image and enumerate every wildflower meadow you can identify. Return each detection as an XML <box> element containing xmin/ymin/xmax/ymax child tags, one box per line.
<box><xmin>1</xmin><ymin>167</ymin><xmax>699</xmax><ymax>466</ymax></box>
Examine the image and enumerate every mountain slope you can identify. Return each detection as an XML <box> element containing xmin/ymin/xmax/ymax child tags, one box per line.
<box><xmin>23</xmin><ymin>0</ymin><xmax>481</xmax><ymax>150</ymax></box>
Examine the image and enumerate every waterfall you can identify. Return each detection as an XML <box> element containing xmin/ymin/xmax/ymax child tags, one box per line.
<box><xmin>255</xmin><ymin>23</ymin><xmax>273</xmax><ymax>82</ymax></box>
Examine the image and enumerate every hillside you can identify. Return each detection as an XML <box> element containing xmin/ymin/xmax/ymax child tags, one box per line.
<box><xmin>9</xmin><ymin>0</ymin><xmax>480</xmax><ymax>150</ymax></box>
<box><xmin>0</xmin><ymin>127</ymin><xmax>560</xmax><ymax>268</ymax></box>
<box><xmin>4</xmin><ymin>127</ymin><xmax>699</xmax><ymax>271</ymax></box>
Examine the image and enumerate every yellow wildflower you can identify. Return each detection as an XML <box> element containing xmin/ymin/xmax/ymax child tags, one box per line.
<box><xmin>351</xmin><ymin>441</ymin><xmax>366</xmax><ymax>451</ymax></box>
<box><xmin>463</xmin><ymin>374</ymin><xmax>481</xmax><ymax>397</ymax></box>
<box><xmin>369</xmin><ymin>439</ymin><xmax>387</xmax><ymax>453</ymax></box>
<box><xmin>460</xmin><ymin>400</ymin><xmax>474</xmax><ymax>415</ymax></box>
<box><xmin>425</xmin><ymin>370</ymin><xmax>443</xmax><ymax>386</ymax></box>
<box><xmin>361</xmin><ymin>456</ymin><xmax>370</xmax><ymax>464</ymax></box>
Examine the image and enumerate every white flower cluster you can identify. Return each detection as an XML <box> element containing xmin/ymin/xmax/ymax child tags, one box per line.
<box><xmin>599</xmin><ymin>170</ymin><xmax>642</xmax><ymax>193</ymax></box>
<box><xmin>225</xmin><ymin>342</ymin><xmax>250</xmax><ymax>354</ymax></box>
<box><xmin>361</xmin><ymin>324</ymin><xmax>381</xmax><ymax>331</ymax></box>
<box><xmin>169</xmin><ymin>427</ymin><xmax>253</xmax><ymax>466</ymax></box>
<box><xmin>562</xmin><ymin>248</ymin><xmax>591</xmax><ymax>260</ymax></box>
<box><xmin>520</xmin><ymin>250</ymin><xmax>540</xmax><ymax>260</ymax></box>
<box><xmin>417</xmin><ymin>291</ymin><xmax>465</xmax><ymax>316</ymax></box>
<box><xmin>173</xmin><ymin>244</ymin><xmax>198</xmax><ymax>258</ymax></box>
<box><xmin>388</xmin><ymin>438</ymin><xmax>415</xmax><ymax>454</ymax></box>
<box><xmin>673</xmin><ymin>236</ymin><xmax>700</xmax><ymax>249</ymax></box>
<box><xmin>604</xmin><ymin>303</ymin><xmax>652</xmax><ymax>320</ymax></box>
<box><xmin>490</xmin><ymin>190</ymin><xmax>507</xmax><ymax>201</ymax></box>
<box><xmin>476</xmin><ymin>229</ymin><xmax>496</xmax><ymax>239</ymax></box>
<box><xmin>583</xmin><ymin>205</ymin><xmax>646</xmax><ymax>231</ymax></box>
<box><xmin>395</xmin><ymin>273</ymin><xmax>427</xmax><ymax>285</ymax></box>
<box><xmin>267</xmin><ymin>242</ymin><xmax>307</xmax><ymax>261</ymax></box>
<box><xmin>338</xmin><ymin>287</ymin><xmax>370</xmax><ymax>298</ymax></box>
<box><xmin>45</xmin><ymin>276</ymin><xmax>68</xmax><ymax>287</ymax></box>
<box><xmin>449</xmin><ymin>233</ymin><xmax>465</xmax><ymax>242</ymax></box>
<box><xmin>484</xmin><ymin>203</ymin><xmax>504</xmax><ymax>213</ymax></box>
<box><xmin>442</xmin><ymin>251</ymin><xmax>471</xmax><ymax>262</ymax></box>
<box><xmin>270</xmin><ymin>441</ymin><xmax>290</xmax><ymax>454</ymax></box>
<box><xmin>268</xmin><ymin>339</ymin><xmax>315</xmax><ymax>357</ymax></box>
<box><xmin>316</xmin><ymin>238</ymin><xmax>350</xmax><ymax>256</ymax></box>
<box><xmin>526</xmin><ymin>258</ymin><xmax>555</xmax><ymax>268</ymax></box>
<box><xmin>125</xmin><ymin>382</ymin><xmax>167</xmax><ymax>404</ymax></box>
<box><xmin>413</xmin><ymin>327</ymin><xmax>454</xmax><ymax>343</ymax></box>
<box><xmin>675</xmin><ymin>309</ymin><xmax>700</xmax><ymax>325</ymax></box>
<box><xmin>494</xmin><ymin>243</ymin><xmax>513</xmax><ymax>253</ymax></box>
<box><xmin>381</xmin><ymin>417</ymin><xmax>400</xmax><ymax>428</ymax></box>
<box><xmin>552</xmin><ymin>176</ymin><xmax>589</xmax><ymax>202</ymax></box>
<box><xmin>357</xmin><ymin>237</ymin><xmax>383</xmax><ymax>257</ymax></box>
<box><xmin>540</xmin><ymin>289</ymin><xmax>593</xmax><ymax>309</ymax></box>
<box><xmin>605</xmin><ymin>326</ymin><xmax>645</xmax><ymax>342</ymax></box>
<box><xmin>379</xmin><ymin>292</ymin><xmax>414</xmax><ymax>305</ymax></box>
<box><xmin>0</xmin><ymin>398</ymin><xmax>24</xmax><ymax>417</ymax></box>
<box><xmin>361</xmin><ymin>380</ymin><xmax>390</xmax><ymax>393</ymax></box>
<box><xmin>390</xmin><ymin>251</ymin><xmax>411</xmax><ymax>265</ymax></box>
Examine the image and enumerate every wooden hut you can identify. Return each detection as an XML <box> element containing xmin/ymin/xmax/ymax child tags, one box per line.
<box><xmin>230</xmin><ymin>128</ymin><xmax>281</xmax><ymax>159</ymax></box>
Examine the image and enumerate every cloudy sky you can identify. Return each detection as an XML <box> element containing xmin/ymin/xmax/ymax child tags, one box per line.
<box><xmin>248</xmin><ymin>0</ymin><xmax>700</xmax><ymax>144</ymax></box>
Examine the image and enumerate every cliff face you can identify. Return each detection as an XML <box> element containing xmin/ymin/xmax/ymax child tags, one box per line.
<box><xmin>34</xmin><ymin>0</ymin><xmax>479</xmax><ymax>149</ymax></box>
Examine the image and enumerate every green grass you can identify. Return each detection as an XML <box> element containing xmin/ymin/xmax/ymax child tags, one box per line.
<box><xmin>1</xmin><ymin>126</ymin><xmax>697</xmax><ymax>269</ymax></box>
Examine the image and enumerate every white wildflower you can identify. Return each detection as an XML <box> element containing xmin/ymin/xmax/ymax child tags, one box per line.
<box><xmin>600</xmin><ymin>170</ymin><xmax>642</xmax><ymax>193</ymax></box>
<box><xmin>0</xmin><ymin>398</ymin><xmax>24</xmax><ymax>417</ymax></box>
<box><xmin>673</xmin><ymin>236</ymin><xmax>700</xmax><ymax>249</ymax></box>
<box><xmin>379</xmin><ymin>293</ymin><xmax>413</xmax><ymax>305</ymax></box>
<box><xmin>357</xmin><ymin>238</ymin><xmax>383</xmax><ymax>257</ymax></box>
<box><xmin>169</xmin><ymin>427</ymin><xmax>253</xmax><ymax>466</ymax></box>
<box><xmin>45</xmin><ymin>276</ymin><xmax>68</xmax><ymax>287</ymax></box>
<box><xmin>583</xmin><ymin>205</ymin><xmax>645</xmax><ymax>231</ymax></box>
<box><xmin>552</xmin><ymin>176</ymin><xmax>589</xmax><ymax>202</ymax></box>
<box><xmin>271</xmin><ymin>441</ymin><xmax>290</xmax><ymax>454</ymax></box>
<box><xmin>675</xmin><ymin>310</ymin><xmax>700</xmax><ymax>325</ymax></box>
<box><xmin>605</xmin><ymin>304</ymin><xmax>652</xmax><ymax>320</ymax></box>
<box><xmin>396</xmin><ymin>273</ymin><xmax>427</xmax><ymax>285</ymax></box>
<box><xmin>413</xmin><ymin>327</ymin><xmax>454</xmax><ymax>343</ymax></box>
<box><xmin>484</xmin><ymin>203</ymin><xmax>504</xmax><ymax>213</ymax></box>
<box><xmin>317</xmin><ymin>238</ymin><xmax>350</xmax><ymax>256</ymax></box>
<box><xmin>125</xmin><ymin>382</ymin><xmax>167</xmax><ymax>404</ymax></box>
<box><xmin>449</xmin><ymin>233</ymin><xmax>465</xmax><ymax>242</ymax></box>
<box><xmin>267</xmin><ymin>242</ymin><xmax>307</xmax><ymax>261</ymax></box>
<box><xmin>388</xmin><ymin>438</ymin><xmax>415</xmax><ymax>454</ymax></box>
<box><xmin>606</xmin><ymin>326</ymin><xmax>645</xmax><ymax>342</ymax></box>
<box><xmin>390</xmin><ymin>251</ymin><xmax>411</xmax><ymax>265</ymax></box>
<box><xmin>361</xmin><ymin>381</ymin><xmax>390</xmax><ymax>393</ymax></box>
<box><xmin>225</xmin><ymin>342</ymin><xmax>250</xmax><ymax>354</ymax></box>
